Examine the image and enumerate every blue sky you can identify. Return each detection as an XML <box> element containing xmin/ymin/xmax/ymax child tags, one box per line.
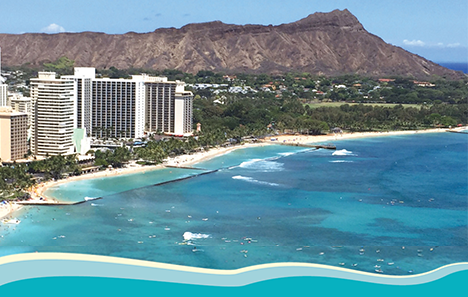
<box><xmin>1</xmin><ymin>0</ymin><xmax>467</xmax><ymax>62</ymax></box>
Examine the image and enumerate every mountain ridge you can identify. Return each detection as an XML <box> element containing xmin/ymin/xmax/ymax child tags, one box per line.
<box><xmin>0</xmin><ymin>9</ymin><xmax>464</xmax><ymax>79</ymax></box>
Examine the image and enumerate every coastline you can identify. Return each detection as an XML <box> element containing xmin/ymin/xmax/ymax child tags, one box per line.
<box><xmin>1</xmin><ymin>126</ymin><xmax>465</xmax><ymax>221</ymax></box>
<box><xmin>268</xmin><ymin>127</ymin><xmax>465</xmax><ymax>145</ymax></box>
<box><xmin>26</xmin><ymin>142</ymin><xmax>270</xmax><ymax>204</ymax></box>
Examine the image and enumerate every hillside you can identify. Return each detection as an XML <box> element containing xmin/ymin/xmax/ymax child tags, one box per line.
<box><xmin>0</xmin><ymin>9</ymin><xmax>463</xmax><ymax>79</ymax></box>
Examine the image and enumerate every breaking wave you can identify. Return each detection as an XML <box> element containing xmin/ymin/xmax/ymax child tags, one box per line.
<box><xmin>332</xmin><ymin>149</ymin><xmax>355</xmax><ymax>156</ymax></box>
<box><xmin>232</xmin><ymin>175</ymin><xmax>280</xmax><ymax>187</ymax></box>
<box><xmin>330</xmin><ymin>160</ymin><xmax>354</xmax><ymax>163</ymax></box>
<box><xmin>278</xmin><ymin>152</ymin><xmax>295</xmax><ymax>157</ymax></box>
<box><xmin>238</xmin><ymin>159</ymin><xmax>284</xmax><ymax>172</ymax></box>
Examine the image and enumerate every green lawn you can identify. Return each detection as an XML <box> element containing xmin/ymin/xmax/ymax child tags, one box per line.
<box><xmin>305</xmin><ymin>102</ymin><xmax>424</xmax><ymax>109</ymax></box>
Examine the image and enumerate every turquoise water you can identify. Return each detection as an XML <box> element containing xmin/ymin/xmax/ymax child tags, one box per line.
<box><xmin>0</xmin><ymin>133</ymin><xmax>466</xmax><ymax>275</ymax></box>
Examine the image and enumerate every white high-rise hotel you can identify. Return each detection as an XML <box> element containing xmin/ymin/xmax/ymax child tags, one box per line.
<box><xmin>0</xmin><ymin>47</ymin><xmax>8</xmax><ymax>107</ymax></box>
<box><xmin>31</xmin><ymin>67</ymin><xmax>193</xmax><ymax>156</ymax></box>
<box><xmin>30</xmin><ymin>72</ymin><xmax>76</xmax><ymax>156</ymax></box>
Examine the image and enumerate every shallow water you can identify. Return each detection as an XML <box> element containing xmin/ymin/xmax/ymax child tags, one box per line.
<box><xmin>0</xmin><ymin>133</ymin><xmax>467</xmax><ymax>275</ymax></box>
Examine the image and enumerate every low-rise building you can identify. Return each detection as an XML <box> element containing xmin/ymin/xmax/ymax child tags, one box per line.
<box><xmin>0</xmin><ymin>107</ymin><xmax>28</xmax><ymax>162</ymax></box>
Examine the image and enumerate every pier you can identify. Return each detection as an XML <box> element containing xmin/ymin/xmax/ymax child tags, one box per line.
<box><xmin>152</xmin><ymin>170</ymin><xmax>219</xmax><ymax>187</ymax></box>
<box><xmin>447</xmin><ymin>130</ymin><xmax>468</xmax><ymax>134</ymax></box>
<box><xmin>16</xmin><ymin>197</ymin><xmax>102</xmax><ymax>206</ymax></box>
<box><xmin>276</xmin><ymin>143</ymin><xmax>336</xmax><ymax>150</ymax></box>
<box><xmin>164</xmin><ymin>165</ymin><xmax>208</xmax><ymax>170</ymax></box>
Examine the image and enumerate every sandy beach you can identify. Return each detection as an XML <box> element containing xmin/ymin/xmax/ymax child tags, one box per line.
<box><xmin>0</xmin><ymin>202</ymin><xmax>22</xmax><ymax>221</ymax></box>
<box><xmin>1</xmin><ymin>126</ymin><xmax>465</xmax><ymax>221</ymax></box>
<box><xmin>267</xmin><ymin>127</ymin><xmax>465</xmax><ymax>145</ymax></box>
<box><xmin>26</xmin><ymin>142</ymin><xmax>270</xmax><ymax>204</ymax></box>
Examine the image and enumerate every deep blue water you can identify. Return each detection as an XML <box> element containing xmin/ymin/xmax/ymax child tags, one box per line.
<box><xmin>0</xmin><ymin>133</ymin><xmax>467</xmax><ymax>275</ymax></box>
<box><xmin>438</xmin><ymin>62</ymin><xmax>468</xmax><ymax>73</ymax></box>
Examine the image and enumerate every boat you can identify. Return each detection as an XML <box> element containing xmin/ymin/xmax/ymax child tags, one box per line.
<box><xmin>2</xmin><ymin>218</ymin><xmax>21</xmax><ymax>224</ymax></box>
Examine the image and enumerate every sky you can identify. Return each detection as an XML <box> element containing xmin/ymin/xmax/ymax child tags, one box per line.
<box><xmin>1</xmin><ymin>0</ymin><xmax>467</xmax><ymax>63</ymax></box>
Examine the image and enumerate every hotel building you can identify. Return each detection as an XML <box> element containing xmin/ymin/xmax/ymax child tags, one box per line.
<box><xmin>9</xmin><ymin>93</ymin><xmax>32</xmax><ymax>140</ymax></box>
<box><xmin>137</xmin><ymin>74</ymin><xmax>176</xmax><ymax>134</ymax></box>
<box><xmin>28</xmin><ymin>68</ymin><xmax>194</xmax><ymax>156</ymax></box>
<box><xmin>0</xmin><ymin>47</ymin><xmax>7</xmax><ymax>107</ymax></box>
<box><xmin>174</xmin><ymin>82</ymin><xmax>193</xmax><ymax>135</ymax></box>
<box><xmin>135</xmin><ymin>74</ymin><xmax>193</xmax><ymax>136</ymax></box>
<box><xmin>91</xmin><ymin>77</ymin><xmax>145</xmax><ymax>139</ymax></box>
<box><xmin>63</xmin><ymin>67</ymin><xmax>95</xmax><ymax>137</ymax></box>
<box><xmin>0</xmin><ymin>84</ymin><xmax>7</xmax><ymax>107</ymax></box>
<box><xmin>30</xmin><ymin>72</ymin><xmax>76</xmax><ymax>156</ymax></box>
<box><xmin>0</xmin><ymin>107</ymin><xmax>28</xmax><ymax>162</ymax></box>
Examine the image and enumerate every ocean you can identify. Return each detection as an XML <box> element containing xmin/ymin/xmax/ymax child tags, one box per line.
<box><xmin>438</xmin><ymin>62</ymin><xmax>468</xmax><ymax>74</ymax></box>
<box><xmin>0</xmin><ymin>132</ymin><xmax>467</xmax><ymax>275</ymax></box>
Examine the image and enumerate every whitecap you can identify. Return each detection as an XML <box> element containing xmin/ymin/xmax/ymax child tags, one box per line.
<box><xmin>183</xmin><ymin>232</ymin><xmax>211</xmax><ymax>241</ymax></box>
<box><xmin>332</xmin><ymin>149</ymin><xmax>355</xmax><ymax>156</ymax></box>
<box><xmin>330</xmin><ymin>160</ymin><xmax>354</xmax><ymax>163</ymax></box>
<box><xmin>232</xmin><ymin>175</ymin><xmax>280</xmax><ymax>187</ymax></box>
<box><xmin>278</xmin><ymin>152</ymin><xmax>295</xmax><ymax>157</ymax></box>
<box><xmin>238</xmin><ymin>159</ymin><xmax>284</xmax><ymax>172</ymax></box>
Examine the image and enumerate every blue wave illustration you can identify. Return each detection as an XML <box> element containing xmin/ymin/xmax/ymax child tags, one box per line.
<box><xmin>0</xmin><ymin>253</ymin><xmax>467</xmax><ymax>287</ymax></box>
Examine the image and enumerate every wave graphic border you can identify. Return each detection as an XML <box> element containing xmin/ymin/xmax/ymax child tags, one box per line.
<box><xmin>0</xmin><ymin>253</ymin><xmax>467</xmax><ymax>287</ymax></box>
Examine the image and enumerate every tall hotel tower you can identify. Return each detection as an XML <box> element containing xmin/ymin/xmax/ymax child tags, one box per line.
<box><xmin>29</xmin><ymin>67</ymin><xmax>193</xmax><ymax>157</ymax></box>
<box><xmin>63</xmin><ymin>67</ymin><xmax>95</xmax><ymax>137</ymax></box>
<box><xmin>136</xmin><ymin>74</ymin><xmax>193</xmax><ymax>135</ymax></box>
<box><xmin>30</xmin><ymin>72</ymin><xmax>76</xmax><ymax>156</ymax></box>
<box><xmin>0</xmin><ymin>47</ymin><xmax>8</xmax><ymax>107</ymax></box>
<box><xmin>92</xmin><ymin>76</ymin><xmax>145</xmax><ymax>139</ymax></box>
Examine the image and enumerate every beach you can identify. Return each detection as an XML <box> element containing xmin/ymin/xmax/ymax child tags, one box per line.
<box><xmin>26</xmin><ymin>142</ymin><xmax>271</xmax><ymax>204</ymax></box>
<box><xmin>0</xmin><ymin>202</ymin><xmax>22</xmax><ymax>221</ymax></box>
<box><xmin>1</xmin><ymin>126</ymin><xmax>465</xmax><ymax>221</ymax></box>
<box><xmin>267</xmin><ymin>127</ymin><xmax>458</xmax><ymax>145</ymax></box>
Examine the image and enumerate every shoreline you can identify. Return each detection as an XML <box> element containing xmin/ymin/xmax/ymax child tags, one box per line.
<box><xmin>268</xmin><ymin>127</ymin><xmax>466</xmax><ymax>145</ymax></box>
<box><xmin>23</xmin><ymin>142</ymin><xmax>270</xmax><ymax>208</ymax></box>
<box><xmin>1</xmin><ymin>126</ymin><xmax>465</xmax><ymax>220</ymax></box>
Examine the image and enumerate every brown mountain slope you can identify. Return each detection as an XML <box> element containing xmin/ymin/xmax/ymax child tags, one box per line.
<box><xmin>0</xmin><ymin>9</ymin><xmax>463</xmax><ymax>78</ymax></box>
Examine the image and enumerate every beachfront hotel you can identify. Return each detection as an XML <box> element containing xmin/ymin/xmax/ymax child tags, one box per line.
<box><xmin>91</xmin><ymin>76</ymin><xmax>146</xmax><ymax>139</ymax></box>
<box><xmin>63</xmin><ymin>67</ymin><xmax>95</xmax><ymax>137</ymax></box>
<box><xmin>174</xmin><ymin>89</ymin><xmax>193</xmax><ymax>135</ymax></box>
<box><xmin>28</xmin><ymin>68</ymin><xmax>194</xmax><ymax>156</ymax></box>
<box><xmin>136</xmin><ymin>74</ymin><xmax>194</xmax><ymax>136</ymax></box>
<box><xmin>140</xmin><ymin>74</ymin><xmax>176</xmax><ymax>134</ymax></box>
<box><xmin>0</xmin><ymin>84</ymin><xmax>7</xmax><ymax>107</ymax></box>
<box><xmin>30</xmin><ymin>72</ymin><xmax>76</xmax><ymax>156</ymax></box>
<box><xmin>0</xmin><ymin>46</ymin><xmax>7</xmax><ymax>107</ymax></box>
<box><xmin>0</xmin><ymin>106</ymin><xmax>28</xmax><ymax>162</ymax></box>
<box><xmin>64</xmin><ymin>68</ymin><xmax>193</xmax><ymax>139</ymax></box>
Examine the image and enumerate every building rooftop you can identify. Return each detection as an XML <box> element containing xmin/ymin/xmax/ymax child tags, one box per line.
<box><xmin>0</xmin><ymin>106</ymin><xmax>27</xmax><ymax>116</ymax></box>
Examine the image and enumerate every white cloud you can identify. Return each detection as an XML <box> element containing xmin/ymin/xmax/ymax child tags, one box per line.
<box><xmin>41</xmin><ymin>23</ymin><xmax>66</xmax><ymax>34</ymax></box>
<box><xmin>447</xmin><ymin>43</ymin><xmax>461</xmax><ymax>48</ymax></box>
<box><xmin>403</xmin><ymin>39</ymin><xmax>426</xmax><ymax>47</ymax></box>
<box><xmin>403</xmin><ymin>40</ymin><xmax>464</xmax><ymax>49</ymax></box>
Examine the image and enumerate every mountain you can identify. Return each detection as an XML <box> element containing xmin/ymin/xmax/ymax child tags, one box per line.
<box><xmin>0</xmin><ymin>9</ymin><xmax>464</xmax><ymax>79</ymax></box>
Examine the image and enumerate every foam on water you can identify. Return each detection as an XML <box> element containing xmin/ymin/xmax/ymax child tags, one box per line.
<box><xmin>278</xmin><ymin>152</ymin><xmax>295</xmax><ymax>157</ymax></box>
<box><xmin>182</xmin><ymin>232</ymin><xmax>211</xmax><ymax>241</ymax></box>
<box><xmin>332</xmin><ymin>149</ymin><xmax>355</xmax><ymax>156</ymax></box>
<box><xmin>238</xmin><ymin>159</ymin><xmax>284</xmax><ymax>172</ymax></box>
<box><xmin>232</xmin><ymin>175</ymin><xmax>280</xmax><ymax>187</ymax></box>
<box><xmin>330</xmin><ymin>160</ymin><xmax>354</xmax><ymax>163</ymax></box>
